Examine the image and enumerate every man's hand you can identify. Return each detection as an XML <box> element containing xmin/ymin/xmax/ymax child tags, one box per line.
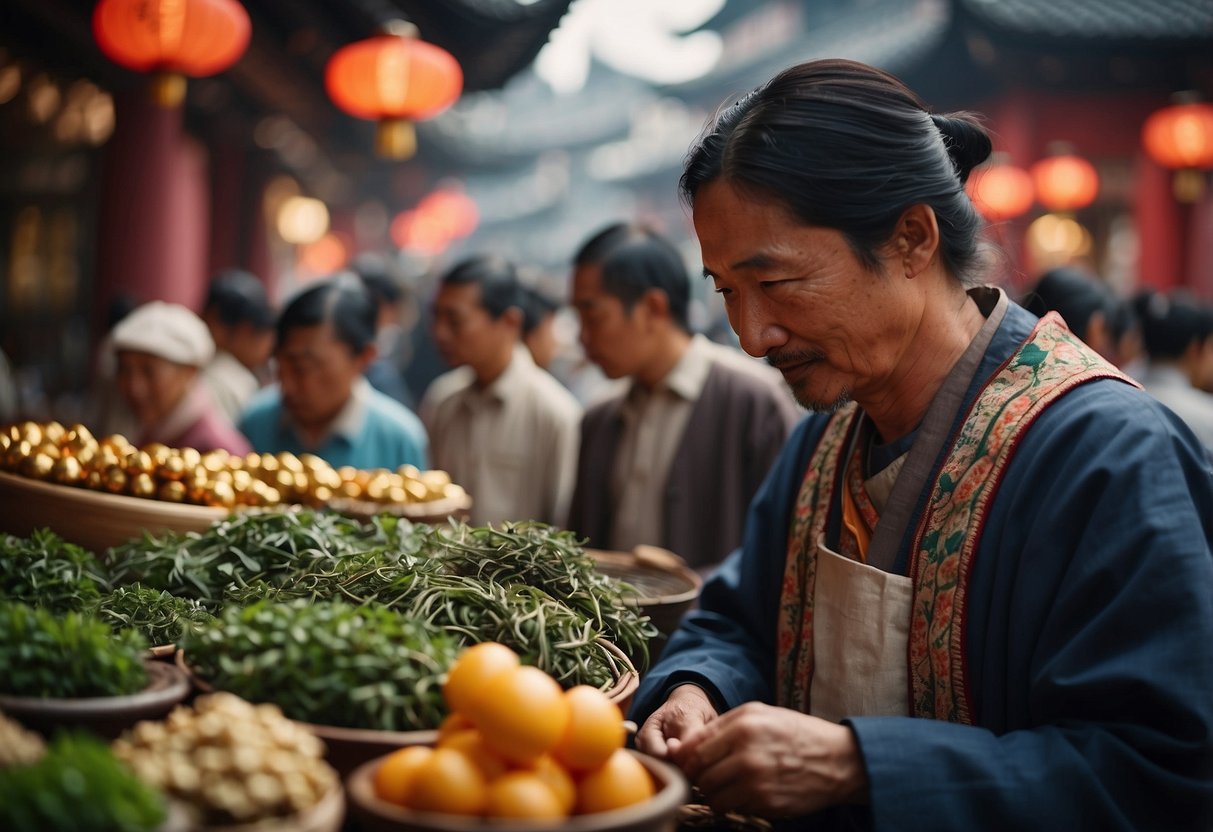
<box><xmin>635</xmin><ymin>684</ymin><xmax>719</xmax><ymax>760</ymax></box>
<box><xmin>670</xmin><ymin>702</ymin><xmax>869</xmax><ymax>818</ymax></box>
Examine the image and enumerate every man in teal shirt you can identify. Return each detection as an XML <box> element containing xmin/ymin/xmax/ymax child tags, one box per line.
<box><xmin>239</xmin><ymin>276</ymin><xmax>428</xmax><ymax>470</ymax></box>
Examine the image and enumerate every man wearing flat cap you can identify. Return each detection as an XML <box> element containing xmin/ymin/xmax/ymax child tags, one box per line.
<box><xmin>111</xmin><ymin>301</ymin><xmax>252</xmax><ymax>455</ymax></box>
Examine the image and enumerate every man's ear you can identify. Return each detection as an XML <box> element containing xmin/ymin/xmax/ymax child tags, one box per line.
<box><xmin>501</xmin><ymin>306</ymin><xmax>524</xmax><ymax>332</ymax></box>
<box><xmin>641</xmin><ymin>288</ymin><xmax>670</xmax><ymax>322</ymax></box>
<box><xmin>892</xmin><ymin>203</ymin><xmax>941</xmax><ymax>279</ymax></box>
<box><xmin>355</xmin><ymin>343</ymin><xmax>379</xmax><ymax>371</ymax></box>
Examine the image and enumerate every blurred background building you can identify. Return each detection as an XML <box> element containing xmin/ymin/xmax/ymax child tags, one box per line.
<box><xmin>2</xmin><ymin>0</ymin><xmax>1212</xmax><ymax>416</ymax></box>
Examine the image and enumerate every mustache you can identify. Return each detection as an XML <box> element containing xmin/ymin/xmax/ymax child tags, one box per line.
<box><xmin>766</xmin><ymin>349</ymin><xmax>824</xmax><ymax>370</ymax></box>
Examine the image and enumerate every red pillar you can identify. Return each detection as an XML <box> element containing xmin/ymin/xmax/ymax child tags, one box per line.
<box><xmin>208</xmin><ymin>134</ymin><xmax>246</xmax><ymax>277</ymax></box>
<box><xmin>94</xmin><ymin>90</ymin><xmax>211</xmax><ymax>329</ymax></box>
<box><xmin>1186</xmin><ymin>182</ymin><xmax>1213</xmax><ymax>298</ymax></box>
<box><xmin>1134</xmin><ymin>153</ymin><xmax>1184</xmax><ymax>291</ymax></box>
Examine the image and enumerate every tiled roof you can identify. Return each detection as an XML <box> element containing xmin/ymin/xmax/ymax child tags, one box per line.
<box><xmin>961</xmin><ymin>0</ymin><xmax>1213</xmax><ymax>40</ymax></box>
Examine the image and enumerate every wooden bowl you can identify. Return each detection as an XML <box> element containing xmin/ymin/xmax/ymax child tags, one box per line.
<box><xmin>0</xmin><ymin>659</ymin><xmax>191</xmax><ymax>740</ymax></box>
<box><xmin>588</xmin><ymin>547</ymin><xmax>702</xmax><ymax>662</ymax></box>
<box><xmin>159</xmin><ymin>778</ymin><xmax>346</xmax><ymax>832</ymax></box>
<box><xmin>0</xmin><ymin>471</ymin><xmax>226</xmax><ymax>554</ymax></box>
<box><xmin>346</xmin><ymin>749</ymin><xmax>689</xmax><ymax>832</ymax></box>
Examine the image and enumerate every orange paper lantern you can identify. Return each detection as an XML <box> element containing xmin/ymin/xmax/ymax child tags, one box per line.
<box><xmin>93</xmin><ymin>0</ymin><xmax>250</xmax><ymax>106</ymax></box>
<box><xmin>325</xmin><ymin>22</ymin><xmax>463</xmax><ymax>159</ymax></box>
<box><xmin>1030</xmin><ymin>154</ymin><xmax>1099</xmax><ymax>212</ymax></box>
<box><xmin>966</xmin><ymin>162</ymin><xmax>1034</xmax><ymax>221</ymax></box>
<box><xmin>1142</xmin><ymin>102</ymin><xmax>1213</xmax><ymax>170</ymax></box>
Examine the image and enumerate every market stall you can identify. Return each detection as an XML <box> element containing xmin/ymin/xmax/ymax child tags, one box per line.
<box><xmin>0</xmin><ymin>420</ymin><xmax>724</xmax><ymax>831</ymax></box>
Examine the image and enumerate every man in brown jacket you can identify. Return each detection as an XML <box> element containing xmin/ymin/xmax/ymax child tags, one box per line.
<box><xmin>567</xmin><ymin>223</ymin><xmax>800</xmax><ymax>572</ymax></box>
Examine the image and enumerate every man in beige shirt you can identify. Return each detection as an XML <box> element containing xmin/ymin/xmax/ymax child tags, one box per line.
<box><xmin>568</xmin><ymin>223</ymin><xmax>800</xmax><ymax>570</ymax></box>
<box><xmin>421</xmin><ymin>255</ymin><xmax>582</xmax><ymax>527</ymax></box>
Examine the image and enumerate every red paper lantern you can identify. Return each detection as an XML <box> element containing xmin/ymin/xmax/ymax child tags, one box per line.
<box><xmin>93</xmin><ymin>0</ymin><xmax>251</xmax><ymax>107</ymax></box>
<box><xmin>325</xmin><ymin>22</ymin><xmax>463</xmax><ymax>159</ymax></box>
<box><xmin>1142</xmin><ymin>102</ymin><xmax>1213</xmax><ymax>170</ymax></box>
<box><xmin>1030</xmin><ymin>154</ymin><xmax>1099</xmax><ymax>212</ymax></box>
<box><xmin>966</xmin><ymin>162</ymin><xmax>1034</xmax><ymax>221</ymax></box>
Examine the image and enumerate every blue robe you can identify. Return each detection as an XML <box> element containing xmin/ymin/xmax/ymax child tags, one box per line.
<box><xmin>630</xmin><ymin>301</ymin><xmax>1213</xmax><ymax>830</ymax></box>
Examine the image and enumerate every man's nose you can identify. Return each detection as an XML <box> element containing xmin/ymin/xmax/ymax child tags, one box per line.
<box><xmin>732</xmin><ymin>297</ymin><xmax>787</xmax><ymax>358</ymax></box>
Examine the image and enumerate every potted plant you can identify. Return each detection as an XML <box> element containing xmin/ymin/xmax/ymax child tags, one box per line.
<box><xmin>0</xmin><ymin>602</ymin><xmax>189</xmax><ymax>738</ymax></box>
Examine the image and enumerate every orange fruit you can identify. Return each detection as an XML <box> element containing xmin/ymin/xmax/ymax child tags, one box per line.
<box><xmin>443</xmin><ymin>642</ymin><xmax>520</xmax><ymax>715</ymax></box>
<box><xmin>465</xmin><ymin>665</ymin><xmax>571</xmax><ymax>765</ymax></box>
<box><xmin>484</xmin><ymin>771</ymin><xmax>569</xmax><ymax>820</ymax></box>
<box><xmin>526</xmin><ymin>754</ymin><xmax>576</xmax><ymax>815</ymax></box>
<box><xmin>407</xmin><ymin>747</ymin><xmax>489</xmax><ymax>815</ymax></box>
<box><xmin>576</xmin><ymin>749</ymin><xmax>656</xmax><ymax>814</ymax></box>
<box><xmin>373</xmin><ymin>746</ymin><xmax>433</xmax><ymax>806</ymax></box>
<box><xmin>437</xmin><ymin>728</ymin><xmax>509</xmax><ymax>781</ymax></box>
<box><xmin>551</xmin><ymin>685</ymin><xmax>625</xmax><ymax>772</ymax></box>
<box><xmin>437</xmin><ymin>711</ymin><xmax>474</xmax><ymax>741</ymax></box>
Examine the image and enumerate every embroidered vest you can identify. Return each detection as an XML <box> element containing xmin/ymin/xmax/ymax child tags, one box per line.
<box><xmin>775</xmin><ymin>313</ymin><xmax>1136</xmax><ymax>721</ymax></box>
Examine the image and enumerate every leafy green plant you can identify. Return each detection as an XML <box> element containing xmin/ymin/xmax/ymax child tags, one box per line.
<box><xmin>431</xmin><ymin>522</ymin><xmax>657</xmax><ymax>668</ymax></box>
<box><xmin>218</xmin><ymin>519</ymin><xmax>657</xmax><ymax>674</ymax></box>
<box><xmin>88</xmin><ymin>584</ymin><xmax>216</xmax><ymax>647</ymax></box>
<box><xmin>0</xmin><ymin>603</ymin><xmax>148</xmax><ymax>698</ymax></box>
<box><xmin>0</xmin><ymin>731</ymin><xmax>165</xmax><ymax>832</ymax></box>
<box><xmin>183</xmin><ymin>598</ymin><xmax>458</xmax><ymax>731</ymax></box>
<box><xmin>0</xmin><ymin>528</ymin><xmax>109</xmax><ymax>613</ymax></box>
<box><xmin>105</xmin><ymin>508</ymin><xmax>427</xmax><ymax>608</ymax></box>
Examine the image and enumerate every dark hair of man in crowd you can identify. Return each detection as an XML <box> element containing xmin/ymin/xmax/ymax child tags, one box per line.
<box><xmin>520</xmin><ymin>284</ymin><xmax>559</xmax><ymax>336</ymax></box>
<box><xmin>1022</xmin><ymin>267</ymin><xmax>1119</xmax><ymax>342</ymax></box>
<box><xmin>439</xmin><ymin>255</ymin><xmax>523</xmax><ymax>319</ymax></box>
<box><xmin>276</xmin><ymin>276</ymin><xmax>377</xmax><ymax>354</ymax></box>
<box><xmin>1135</xmin><ymin>290</ymin><xmax>1213</xmax><ymax>361</ymax></box>
<box><xmin>572</xmin><ymin>223</ymin><xmax>692</xmax><ymax>333</ymax></box>
<box><xmin>205</xmin><ymin>269</ymin><xmax>274</xmax><ymax>329</ymax></box>
<box><xmin>355</xmin><ymin>262</ymin><xmax>404</xmax><ymax>310</ymax></box>
<box><xmin>679</xmin><ymin>58</ymin><xmax>991</xmax><ymax>283</ymax></box>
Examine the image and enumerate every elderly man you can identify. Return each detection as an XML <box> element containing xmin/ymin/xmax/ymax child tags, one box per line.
<box><xmin>421</xmin><ymin>255</ymin><xmax>581</xmax><ymax>526</ymax></box>
<box><xmin>239</xmin><ymin>277</ymin><xmax>427</xmax><ymax>470</ymax></box>
<box><xmin>567</xmin><ymin>222</ymin><xmax>800</xmax><ymax>571</ymax></box>
<box><xmin>111</xmin><ymin>301</ymin><xmax>250</xmax><ymax>454</ymax></box>
<box><xmin>632</xmin><ymin>59</ymin><xmax>1213</xmax><ymax>831</ymax></box>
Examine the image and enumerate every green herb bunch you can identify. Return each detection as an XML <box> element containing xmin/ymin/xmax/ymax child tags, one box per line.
<box><xmin>0</xmin><ymin>731</ymin><xmax>166</xmax><ymax>832</ymax></box>
<box><xmin>0</xmin><ymin>603</ymin><xmax>148</xmax><ymax>698</ymax></box>
<box><xmin>183</xmin><ymin>598</ymin><xmax>458</xmax><ymax>731</ymax></box>
<box><xmin>105</xmin><ymin>509</ymin><xmax>427</xmax><ymax>608</ymax></box>
<box><xmin>0</xmin><ymin>528</ymin><xmax>109</xmax><ymax>613</ymax></box>
<box><xmin>408</xmin><ymin>575</ymin><xmax>631</xmax><ymax>689</ymax></box>
<box><xmin>222</xmin><ymin>545</ymin><xmax>639</xmax><ymax>688</ymax></box>
<box><xmin>88</xmin><ymin>584</ymin><xmax>216</xmax><ymax>647</ymax></box>
<box><xmin>431</xmin><ymin>522</ymin><xmax>658</xmax><ymax>668</ymax></box>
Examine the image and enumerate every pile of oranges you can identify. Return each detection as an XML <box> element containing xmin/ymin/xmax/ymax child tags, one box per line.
<box><xmin>372</xmin><ymin>642</ymin><xmax>656</xmax><ymax>820</ymax></box>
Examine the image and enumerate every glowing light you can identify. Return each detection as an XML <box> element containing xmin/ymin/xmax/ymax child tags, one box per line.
<box><xmin>276</xmin><ymin>196</ymin><xmax>329</xmax><ymax>245</ymax></box>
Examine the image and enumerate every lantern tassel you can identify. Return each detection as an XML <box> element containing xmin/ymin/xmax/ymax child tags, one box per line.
<box><xmin>1173</xmin><ymin>169</ymin><xmax>1207</xmax><ymax>203</ymax></box>
<box><xmin>150</xmin><ymin>72</ymin><xmax>187</xmax><ymax>108</ymax></box>
<box><xmin>376</xmin><ymin>118</ymin><xmax>417</xmax><ymax>159</ymax></box>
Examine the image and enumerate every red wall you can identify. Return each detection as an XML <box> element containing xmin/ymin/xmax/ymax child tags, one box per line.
<box><xmin>980</xmin><ymin>87</ymin><xmax>1211</xmax><ymax>297</ymax></box>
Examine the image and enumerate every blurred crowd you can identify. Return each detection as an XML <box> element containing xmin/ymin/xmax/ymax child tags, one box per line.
<box><xmin>1</xmin><ymin>226</ymin><xmax>1211</xmax><ymax>573</ymax></box>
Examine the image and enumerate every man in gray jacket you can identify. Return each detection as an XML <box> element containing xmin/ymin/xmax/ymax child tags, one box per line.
<box><xmin>567</xmin><ymin>223</ymin><xmax>800</xmax><ymax>572</ymax></box>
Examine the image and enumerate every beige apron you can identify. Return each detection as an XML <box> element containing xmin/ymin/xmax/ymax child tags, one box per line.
<box><xmin>809</xmin><ymin>539</ymin><xmax>913</xmax><ymax>722</ymax></box>
<box><xmin>806</xmin><ymin>291</ymin><xmax>1010</xmax><ymax>721</ymax></box>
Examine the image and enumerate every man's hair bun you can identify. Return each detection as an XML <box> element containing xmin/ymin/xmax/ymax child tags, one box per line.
<box><xmin>930</xmin><ymin>113</ymin><xmax>992</xmax><ymax>184</ymax></box>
